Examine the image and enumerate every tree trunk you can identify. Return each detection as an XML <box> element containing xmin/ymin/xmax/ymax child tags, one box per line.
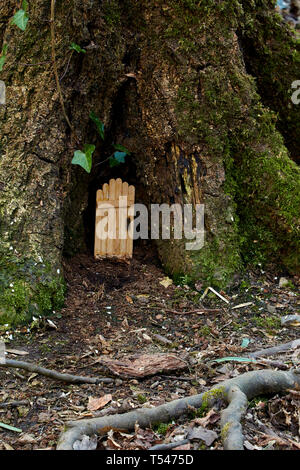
<box><xmin>0</xmin><ymin>0</ymin><xmax>299</xmax><ymax>324</ymax></box>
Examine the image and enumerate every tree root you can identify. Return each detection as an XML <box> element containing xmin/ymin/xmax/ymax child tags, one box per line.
<box><xmin>57</xmin><ymin>368</ymin><xmax>300</xmax><ymax>450</ymax></box>
<box><xmin>1</xmin><ymin>359</ymin><xmax>114</xmax><ymax>384</ymax></box>
<box><xmin>249</xmin><ymin>339</ymin><xmax>300</xmax><ymax>359</ymax></box>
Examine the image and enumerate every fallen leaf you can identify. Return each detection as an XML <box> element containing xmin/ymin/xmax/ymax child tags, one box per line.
<box><xmin>18</xmin><ymin>433</ymin><xmax>35</xmax><ymax>443</ymax></box>
<box><xmin>159</xmin><ymin>277</ymin><xmax>173</xmax><ymax>288</ymax></box>
<box><xmin>187</xmin><ymin>426</ymin><xmax>218</xmax><ymax>446</ymax></box>
<box><xmin>6</xmin><ymin>349</ymin><xmax>29</xmax><ymax>356</ymax></box>
<box><xmin>174</xmin><ymin>443</ymin><xmax>191</xmax><ymax>450</ymax></box>
<box><xmin>192</xmin><ymin>409</ymin><xmax>220</xmax><ymax>427</ymax></box>
<box><xmin>88</xmin><ymin>394</ymin><xmax>112</xmax><ymax>411</ymax></box>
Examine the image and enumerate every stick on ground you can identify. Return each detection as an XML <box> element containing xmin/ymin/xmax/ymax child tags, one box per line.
<box><xmin>1</xmin><ymin>359</ymin><xmax>114</xmax><ymax>384</ymax></box>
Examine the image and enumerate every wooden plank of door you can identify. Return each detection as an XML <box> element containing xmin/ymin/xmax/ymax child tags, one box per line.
<box><xmin>119</xmin><ymin>181</ymin><xmax>129</xmax><ymax>257</ymax></box>
<box><xmin>94</xmin><ymin>188</ymin><xmax>103</xmax><ymax>258</ymax></box>
<box><xmin>114</xmin><ymin>178</ymin><xmax>123</xmax><ymax>257</ymax></box>
<box><xmin>126</xmin><ymin>184</ymin><xmax>135</xmax><ymax>258</ymax></box>
<box><xmin>106</xmin><ymin>179</ymin><xmax>116</xmax><ymax>257</ymax></box>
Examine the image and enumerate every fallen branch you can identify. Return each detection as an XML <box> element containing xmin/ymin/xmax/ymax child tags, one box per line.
<box><xmin>1</xmin><ymin>359</ymin><xmax>113</xmax><ymax>384</ymax></box>
<box><xmin>57</xmin><ymin>368</ymin><xmax>300</xmax><ymax>450</ymax></box>
<box><xmin>249</xmin><ymin>339</ymin><xmax>300</xmax><ymax>359</ymax></box>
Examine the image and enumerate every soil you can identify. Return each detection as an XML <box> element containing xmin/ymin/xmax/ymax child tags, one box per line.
<box><xmin>0</xmin><ymin>246</ymin><xmax>299</xmax><ymax>450</ymax></box>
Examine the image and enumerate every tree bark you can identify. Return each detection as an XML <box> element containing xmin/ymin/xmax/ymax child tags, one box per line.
<box><xmin>0</xmin><ymin>0</ymin><xmax>299</xmax><ymax>324</ymax></box>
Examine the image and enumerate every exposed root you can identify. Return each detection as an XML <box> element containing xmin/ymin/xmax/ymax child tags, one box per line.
<box><xmin>57</xmin><ymin>368</ymin><xmax>300</xmax><ymax>450</ymax></box>
<box><xmin>1</xmin><ymin>359</ymin><xmax>113</xmax><ymax>384</ymax></box>
<box><xmin>220</xmin><ymin>386</ymin><xmax>248</xmax><ymax>450</ymax></box>
<box><xmin>249</xmin><ymin>339</ymin><xmax>300</xmax><ymax>359</ymax></box>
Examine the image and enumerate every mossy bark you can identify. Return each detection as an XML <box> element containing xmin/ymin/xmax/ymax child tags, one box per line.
<box><xmin>0</xmin><ymin>0</ymin><xmax>299</xmax><ymax>324</ymax></box>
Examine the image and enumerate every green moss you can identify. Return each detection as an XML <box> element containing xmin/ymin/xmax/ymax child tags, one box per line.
<box><xmin>198</xmin><ymin>325</ymin><xmax>212</xmax><ymax>337</ymax></box>
<box><xmin>103</xmin><ymin>0</ymin><xmax>121</xmax><ymax>27</ymax></box>
<box><xmin>253</xmin><ymin>315</ymin><xmax>281</xmax><ymax>332</ymax></box>
<box><xmin>189</xmin><ymin>387</ymin><xmax>225</xmax><ymax>419</ymax></box>
<box><xmin>137</xmin><ymin>394</ymin><xmax>147</xmax><ymax>404</ymax></box>
<box><xmin>240</xmin><ymin>0</ymin><xmax>300</xmax><ymax>160</ymax></box>
<box><xmin>221</xmin><ymin>422</ymin><xmax>231</xmax><ymax>441</ymax></box>
<box><xmin>153</xmin><ymin>422</ymin><xmax>171</xmax><ymax>436</ymax></box>
<box><xmin>0</xmin><ymin>253</ymin><xmax>66</xmax><ymax>326</ymax></box>
<box><xmin>248</xmin><ymin>396</ymin><xmax>269</xmax><ymax>408</ymax></box>
<box><xmin>171</xmin><ymin>6</ymin><xmax>300</xmax><ymax>277</ymax></box>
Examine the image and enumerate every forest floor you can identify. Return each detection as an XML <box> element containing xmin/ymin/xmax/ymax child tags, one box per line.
<box><xmin>0</xmin><ymin>246</ymin><xmax>299</xmax><ymax>451</ymax></box>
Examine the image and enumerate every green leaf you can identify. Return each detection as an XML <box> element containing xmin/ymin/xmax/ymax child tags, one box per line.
<box><xmin>70</xmin><ymin>42</ymin><xmax>86</xmax><ymax>54</ymax></box>
<box><xmin>0</xmin><ymin>422</ymin><xmax>22</xmax><ymax>433</ymax></box>
<box><xmin>0</xmin><ymin>45</ymin><xmax>7</xmax><ymax>72</ymax></box>
<box><xmin>241</xmin><ymin>338</ymin><xmax>250</xmax><ymax>348</ymax></box>
<box><xmin>109</xmin><ymin>156</ymin><xmax>121</xmax><ymax>168</ymax></box>
<box><xmin>90</xmin><ymin>112</ymin><xmax>105</xmax><ymax>140</ymax></box>
<box><xmin>113</xmin><ymin>144</ymin><xmax>131</xmax><ymax>155</ymax></box>
<box><xmin>71</xmin><ymin>144</ymin><xmax>95</xmax><ymax>173</ymax></box>
<box><xmin>113</xmin><ymin>151</ymin><xmax>127</xmax><ymax>163</ymax></box>
<box><xmin>11</xmin><ymin>8</ymin><xmax>29</xmax><ymax>31</ymax></box>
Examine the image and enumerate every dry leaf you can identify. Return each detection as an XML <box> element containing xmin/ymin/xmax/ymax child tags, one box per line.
<box><xmin>159</xmin><ymin>277</ymin><xmax>173</xmax><ymax>288</ymax></box>
<box><xmin>192</xmin><ymin>408</ymin><xmax>220</xmax><ymax>427</ymax></box>
<box><xmin>88</xmin><ymin>394</ymin><xmax>112</xmax><ymax>411</ymax></box>
<box><xmin>174</xmin><ymin>443</ymin><xmax>191</xmax><ymax>450</ymax></box>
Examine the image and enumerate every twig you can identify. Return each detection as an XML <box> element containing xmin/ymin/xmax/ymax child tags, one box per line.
<box><xmin>1</xmin><ymin>359</ymin><xmax>113</xmax><ymax>384</ymax></box>
<box><xmin>60</xmin><ymin>50</ymin><xmax>74</xmax><ymax>81</ymax></box>
<box><xmin>0</xmin><ymin>400</ymin><xmax>29</xmax><ymax>409</ymax></box>
<box><xmin>19</xmin><ymin>61</ymin><xmax>51</xmax><ymax>66</ymax></box>
<box><xmin>159</xmin><ymin>375</ymin><xmax>195</xmax><ymax>381</ymax></box>
<box><xmin>200</xmin><ymin>287</ymin><xmax>230</xmax><ymax>304</ymax></box>
<box><xmin>165</xmin><ymin>308</ymin><xmax>221</xmax><ymax>315</ymax></box>
<box><xmin>149</xmin><ymin>439</ymin><xmax>190</xmax><ymax>450</ymax></box>
<box><xmin>232</xmin><ymin>302</ymin><xmax>253</xmax><ymax>310</ymax></box>
<box><xmin>139</xmin><ymin>306</ymin><xmax>221</xmax><ymax>315</ymax></box>
<box><xmin>219</xmin><ymin>320</ymin><xmax>232</xmax><ymax>332</ymax></box>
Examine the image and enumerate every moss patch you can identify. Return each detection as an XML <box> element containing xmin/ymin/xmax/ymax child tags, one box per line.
<box><xmin>0</xmin><ymin>253</ymin><xmax>65</xmax><ymax>326</ymax></box>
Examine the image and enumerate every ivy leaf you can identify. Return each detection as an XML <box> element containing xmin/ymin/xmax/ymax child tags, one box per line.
<box><xmin>0</xmin><ymin>44</ymin><xmax>8</xmax><ymax>72</ymax></box>
<box><xmin>70</xmin><ymin>42</ymin><xmax>86</xmax><ymax>54</ymax></box>
<box><xmin>109</xmin><ymin>156</ymin><xmax>121</xmax><ymax>168</ymax></box>
<box><xmin>113</xmin><ymin>151</ymin><xmax>127</xmax><ymax>163</ymax></box>
<box><xmin>71</xmin><ymin>144</ymin><xmax>95</xmax><ymax>173</ymax></box>
<box><xmin>90</xmin><ymin>112</ymin><xmax>105</xmax><ymax>140</ymax></box>
<box><xmin>11</xmin><ymin>4</ymin><xmax>29</xmax><ymax>31</ymax></box>
<box><xmin>113</xmin><ymin>144</ymin><xmax>131</xmax><ymax>155</ymax></box>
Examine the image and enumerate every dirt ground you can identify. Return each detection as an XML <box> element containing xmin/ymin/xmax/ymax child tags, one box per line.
<box><xmin>0</xmin><ymin>246</ymin><xmax>299</xmax><ymax>450</ymax></box>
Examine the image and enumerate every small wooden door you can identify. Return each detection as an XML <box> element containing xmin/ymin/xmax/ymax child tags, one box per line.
<box><xmin>94</xmin><ymin>178</ymin><xmax>135</xmax><ymax>259</ymax></box>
